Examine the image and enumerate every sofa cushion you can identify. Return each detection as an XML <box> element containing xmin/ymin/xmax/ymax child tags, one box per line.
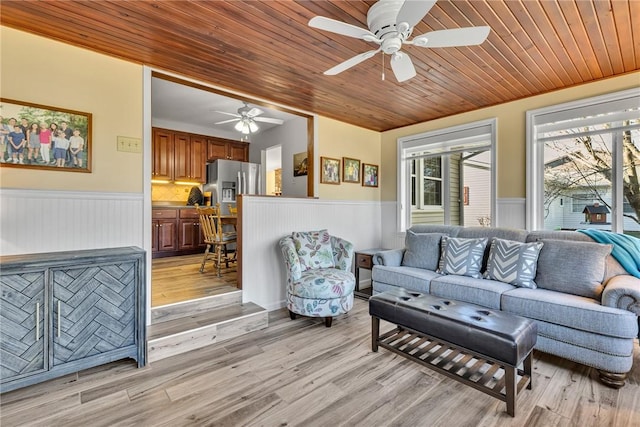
<box><xmin>458</xmin><ymin>227</ymin><xmax>529</xmax><ymax>242</ymax></box>
<box><xmin>372</xmin><ymin>265</ymin><xmax>440</xmax><ymax>294</ymax></box>
<box><xmin>535</xmin><ymin>239</ymin><xmax>612</xmax><ymax>299</ymax></box>
<box><xmin>430</xmin><ymin>275</ymin><xmax>515</xmax><ymax>309</ymax></box>
<box><xmin>292</xmin><ymin>229</ymin><xmax>334</xmax><ymax>271</ymax></box>
<box><xmin>437</xmin><ymin>237</ymin><xmax>488</xmax><ymax>279</ymax></box>
<box><xmin>527</xmin><ymin>230</ymin><xmax>628</xmax><ymax>283</ymax></box>
<box><xmin>483</xmin><ymin>238</ymin><xmax>544</xmax><ymax>289</ymax></box>
<box><xmin>409</xmin><ymin>224</ymin><xmax>461</xmax><ymax>237</ymax></box>
<box><xmin>501</xmin><ymin>287</ymin><xmax>638</xmax><ymax>339</ymax></box>
<box><xmin>402</xmin><ymin>231</ymin><xmax>446</xmax><ymax>271</ymax></box>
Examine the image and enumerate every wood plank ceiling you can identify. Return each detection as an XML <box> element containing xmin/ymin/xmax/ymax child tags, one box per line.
<box><xmin>1</xmin><ymin>1</ymin><xmax>638</xmax><ymax>132</ymax></box>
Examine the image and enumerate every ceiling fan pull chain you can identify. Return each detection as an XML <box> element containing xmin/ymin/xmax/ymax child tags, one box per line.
<box><xmin>381</xmin><ymin>52</ymin><xmax>385</xmax><ymax>81</ymax></box>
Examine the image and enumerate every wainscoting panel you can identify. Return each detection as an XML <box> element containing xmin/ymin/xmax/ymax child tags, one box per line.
<box><xmin>496</xmin><ymin>198</ymin><xmax>526</xmax><ymax>229</ymax></box>
<box><xmin>240</xmin><ymin>197</ymin><xmax>382</xmax><ymax>311</ymax></box>
<box><xmin>0</xmin><ymin>189</ymin><xmax>144</xmax><ymax>256</ymax></box>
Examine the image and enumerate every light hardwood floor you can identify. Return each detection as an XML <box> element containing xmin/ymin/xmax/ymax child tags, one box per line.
<box><xmin>152</xmin><ymin>254</ymin><xmax>238</xmax><ymax>307</ymax></box>
<box><xmin>1</xmin><ymin>299</ymin><xmax>639</xmax><ymax>426</ymax></box>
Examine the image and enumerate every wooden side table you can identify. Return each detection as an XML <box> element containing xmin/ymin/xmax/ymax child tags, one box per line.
<box><xmin>354</xmin><ymin>248</ymin><xmax>388</xmax><ymax>300</ymax></box>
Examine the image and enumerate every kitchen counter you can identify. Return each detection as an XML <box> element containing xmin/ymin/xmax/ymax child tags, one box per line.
<box><xmin>152</xmin><ymin>202</ymin><xmax>196</xmax><ymax>208</ymax></box>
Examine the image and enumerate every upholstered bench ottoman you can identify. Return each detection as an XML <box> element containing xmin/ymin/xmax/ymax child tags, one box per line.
<box><xmin>370</xmin><ymin>287</ymin><xmax>537</xmax><ymax>416</ymax></box>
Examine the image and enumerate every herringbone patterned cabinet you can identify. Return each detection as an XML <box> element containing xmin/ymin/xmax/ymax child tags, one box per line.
<box><xmin>0</xmin><ymin>247</ymin><xmax>146</xmax><ymax>393</ymax></box>
<box><xmin>0</xmin><ymin>271</ymin><xmax>47</xmax><ymax>380</ymax></box>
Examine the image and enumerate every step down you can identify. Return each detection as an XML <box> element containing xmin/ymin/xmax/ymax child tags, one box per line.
<box><xmin>147</xmin><ymin>301</ymin><xmax>268</xmax><ymax>362</ymax></box>
<box><xmin>151</xmin><ymin>289</ymin><xmax>242</xmax><ymax>324</ymax></box>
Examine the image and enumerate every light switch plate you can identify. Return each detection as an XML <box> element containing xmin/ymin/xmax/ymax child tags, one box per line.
<box><xmin>117</xmin><ymin>136</ymin><xmax>142</xmax><ymax>153</ymax></box>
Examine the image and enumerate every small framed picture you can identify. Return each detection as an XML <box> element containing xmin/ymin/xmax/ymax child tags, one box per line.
<box><xmin>342</xmin><ymin>157</ymin><xmax>360</xmax><ymax>183</ymax></box>
<box><xmin>293</xmin><ymin>151</ymin><xmax>308</xmax><ymax>176</ymax></box>
<box><xmin>362</xmin><ymin>163</ymin><xmax>379</xmax><ymax>187</ymax></box>
<box><xmin>320</xmin><ymin>156</ymin><xmax>340</xmax><ymax>184</ymax></box>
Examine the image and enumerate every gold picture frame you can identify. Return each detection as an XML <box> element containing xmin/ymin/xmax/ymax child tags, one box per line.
<box><xmin>0</xmin><ymin>98</ymin><xmax>91</xmax><ymax>172</ymax></box>
<box><xmin>362</xmin><ymin>163</ymin><xmax>379</xmax><ymax>187</ymax></box>
<box><xmin>320</xmin><ymin>156</ymin><xmax>340</xmax><ymax>184</ymax></box>
<box><xmin>342</xmin><ymin>157</ymin><xmax>360</xmax><ymax>183</ymax></box>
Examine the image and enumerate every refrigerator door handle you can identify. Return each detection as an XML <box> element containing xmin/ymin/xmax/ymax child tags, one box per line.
<box><xmin>237</xmin><ymin>171</ymin><xmax>242</xmax><ymax>195</ymax></box>
<box><xmin>242</xmin><ymin>172</ymin><xmax>247</xmax><ymax>194</ymax></box>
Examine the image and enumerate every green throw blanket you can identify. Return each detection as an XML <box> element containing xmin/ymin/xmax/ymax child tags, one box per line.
<box><xmin>578</xmin><ymin>229</ymin><xmax>640</xmax><ymax>279</ymax></box>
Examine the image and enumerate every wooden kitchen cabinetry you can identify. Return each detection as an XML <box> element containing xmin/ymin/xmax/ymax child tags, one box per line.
<box><xmin>174</xmin><ymin>133</ymin><xmax>206</xmax><ymax>182</ymax></box>
<box><xmin>152</xmin><ymin>208</ymin><xmax>178</xmax><ymax>254</ymax></box>
<box><xmin>152</xmin><ymin>128</ymin><xmax>208</xmax><ymax>183</ymax></box>
<box><xmin>207</xmin><ymin>137</ymin><xmax>248</xmax><ymax>162</ymax></box>
<box><xmin>178</xmin><ymin>209</ymin><xmax>205</xmax><ymax>251</ymax></box>
<box><xmin>0</xmin><ymin>247</ymin><xmax>146</xmax><ymax>393</ymax></box>
<box><xmin>152</xmin><ymin>207</ymin><xmax>206</xmax><ymax>258</ymax></box>
<box><xmin>152</xmin><ymin>128</ymin><xmax>174</xmax><ymax>180</ymax></box>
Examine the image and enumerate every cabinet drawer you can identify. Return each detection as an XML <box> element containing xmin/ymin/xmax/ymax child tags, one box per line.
<box><xmin>356</xmin><ymin>253</ymin><xmax>373</xmax><ymax>269</ymax></box>
<box><xmin>152</xmin><ymin>209</ymin><xmax>177</xmax><ymax>219</ymax></box>
<box><xmin>179</xmin><ymin>209</ymin><xmax>199</xmax><ymax>219</ymax></box>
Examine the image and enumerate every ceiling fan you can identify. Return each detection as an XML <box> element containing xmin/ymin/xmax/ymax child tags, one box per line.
<box><xmin>215</xmin><ymin>102</ymin><xmax>284</xmax><ymax>134</ymax></box>
<box><xmin>309</xmin><ymin>0</ymin><xmax>490</xmax><ymax>82</ymax></box>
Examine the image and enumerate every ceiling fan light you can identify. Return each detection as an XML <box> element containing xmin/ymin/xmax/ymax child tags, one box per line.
<box><xmin>234</xmin><ymin>121</ymin><xmax>245</xmax><ymax>132</ymax></box>
<box><xmin>249</xmin><ymin>121</ymin><xmax>259</xmax><ymax>133</ymax></box>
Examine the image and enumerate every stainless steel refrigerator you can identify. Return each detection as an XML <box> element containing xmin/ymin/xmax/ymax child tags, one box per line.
<box><xmin>203</xmin><ymin>159</ymin><xmax>262</xmax><ymax>214</ymax></box>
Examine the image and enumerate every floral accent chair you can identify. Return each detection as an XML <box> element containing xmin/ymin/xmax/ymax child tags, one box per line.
<box><xmin>279</xmin><ymin>230</ymin><xmax>355</xmax><ymax>327</ymax></box>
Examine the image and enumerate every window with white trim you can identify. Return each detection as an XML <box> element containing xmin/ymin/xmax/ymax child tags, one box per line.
<box><xmin>526</xmin><ymin>88</ymin><xmax>640</xmax><ymax>235</ymax></box>
<box><xmin>397</xmin><ymin>118</ymin><xmax>496</xmax><ymax>231</ymax></box>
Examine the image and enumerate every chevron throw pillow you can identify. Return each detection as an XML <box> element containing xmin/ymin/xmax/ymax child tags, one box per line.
<box><xmin>483</xmin><ymin>238</ymin><xmax>544</xmax><ymax>288</ymax></box>
<box><xmin>437</xmin><ymin>237</ymin><xmax>488</xmax><ymax>279</ymax></box>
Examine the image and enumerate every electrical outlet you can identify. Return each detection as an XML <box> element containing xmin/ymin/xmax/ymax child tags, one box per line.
<box><xmin>117</xmin><ymin>136</ymin><xmax>142</xmax><ymax>153</ymax></box>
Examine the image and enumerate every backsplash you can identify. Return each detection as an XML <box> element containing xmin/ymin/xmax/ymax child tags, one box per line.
<box><xmin>152</xmin><ymin>184</ymin><xmax>201</xmax><ymax>202</ymax></box>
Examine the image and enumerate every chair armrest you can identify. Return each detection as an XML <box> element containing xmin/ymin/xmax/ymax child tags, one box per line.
<box><xmin>372</xmin><ymin>249</ymin><xmax>404</xmax><ymax>267</ymax></box>
<box><xmin>331</xmin><ymin>236</ymin><xmax>354</xmax><ymax>271</ymax></box>
<box><xmin>602</xmin><ymin>274</ymin><xmax>640</xmax><ymax>316</ymax></box>
<box><xmin>279</xmin><ymin>236</ymin><xmax>302</xmax><ymax>281</ymax></box>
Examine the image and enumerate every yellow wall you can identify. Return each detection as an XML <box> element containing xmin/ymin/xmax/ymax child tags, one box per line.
<box><xmin>0</xmin><ymin>27</ymin><xmax>143</xmax><ymax>192</ymax></box>
<box><xmin>317</xmin><ymin>116</ymin><xmax>381</xmax><ymax>200</ymax></box>
<box><xmin>380</xmin><ymin>72</ymin><xmax>640</xmax><ymax>201</ymax></box>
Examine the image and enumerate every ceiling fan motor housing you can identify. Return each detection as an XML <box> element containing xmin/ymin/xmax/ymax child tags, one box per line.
<box><xmin>367</xmin><ymin>0</ymin><xmax>413</xmax><ymax>41</ymax></box>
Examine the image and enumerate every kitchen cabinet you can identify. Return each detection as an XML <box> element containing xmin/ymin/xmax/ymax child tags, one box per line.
<box><xmin>152</xmin><ymin>128</ymin><xmax>207</xmax><ymax>183</ymax></box>
<box><xmin>152</xmin><ymin>128</ymin><xmax>174</xmax><ymax>180</ymax></box>
<box><xmin>207</xmin><ymin>137</ymin><xmax>248</xmax><ymax>162</ymax></box>
<box><xmin>174</xmin><ymin>133</ymin><xmax>206</xmax><ymax>183</ymax></box>
<box><xmin>0</xmin><ymin>247</ymin><xmax>146</xmax><ymax>393</ymax></box>
<box><xmin>178</xmin><ymin>209</ymin><xmax>205</xmax><ymax>251</ymax></box>
<box><xmin>152</xmin><ymin>209</ymin><xmax>178</xmax><ymax>254</ymax></box>
<box><xmin>152</xmin><ymin>207</ymin><xmax>206</xmax><ymax>258</ymax></box>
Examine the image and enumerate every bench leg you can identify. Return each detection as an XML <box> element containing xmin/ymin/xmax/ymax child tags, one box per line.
<box><xmin>371</xmin><ymin>316</ymin><xmax>379</xmax><ymax>352</ymax></box>
<box><xmin>505</xmin><ymin>366</ymin><xmax>516</xmax><ymax>417</ymax></box>
<box><xmin>524</xmin><ymin>352</ymin><xmax>533</xmax><ymax>390</ymax></box>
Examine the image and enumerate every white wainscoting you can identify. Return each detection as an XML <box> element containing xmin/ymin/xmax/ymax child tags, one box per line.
<box><xmin>0</xmin><ymin>189</ymin><xmax>145</xmax><ymax>256</ymax></box>
<box><xmin>241</xmin><ymin>196</ymin><xmax>382</xmax><ymax>311</ymax></box>
<box><xmin>496</xmin><ymin>198</ymin><xmax>526</xmax><ymax>229</ymax></box>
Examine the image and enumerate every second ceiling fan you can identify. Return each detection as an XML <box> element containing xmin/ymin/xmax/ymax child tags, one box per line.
<box><xmin>309</xmin><ymin>0</ymin><xmax>490</xmax><ymax>82</ymax></box>
<box><xmin>215</xmin><ymin>102</ymin><xmax>284</xmax><ymax>134</ymax></box>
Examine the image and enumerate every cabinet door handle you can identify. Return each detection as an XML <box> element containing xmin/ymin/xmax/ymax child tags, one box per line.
<box><xmin>57</xmin><ymin>300</ymin><xmax>61</xmax><ymax>338</ymax></box>
<box><xmin>36</xmin><ymin>302</ymin><xmax>40</xmax><ymax>341</ymax></box>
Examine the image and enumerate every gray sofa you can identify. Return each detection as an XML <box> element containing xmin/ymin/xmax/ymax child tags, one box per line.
<box><xmin>372</xmin><ymin>225</ymin><xmax>640</xmax><ymax>388</ymax></box>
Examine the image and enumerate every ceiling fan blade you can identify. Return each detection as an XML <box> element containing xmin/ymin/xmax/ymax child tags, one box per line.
<box><xmin>390</xmin><ymin>52</ymin><xmax>416</xmax><ymax>82</ymax></box>
<box><xmin>396</xmin><ymin>0</ymin><xmax>437</xmax><ymax>29</ymax></box>
<box><xmin>214</xmin><ymin>111</ymin><xmax>241</xmax><ymax>118</ymax></box>
<box><xmin>215</xmin><ymin>118</ymin><xmax>240</xmax><ymax>125</ymax></box>
<box><xmin>324</xmin><ymin>48</ymin><xmax>381</xmax><ymax>75</ymax></box>
<box><xmin>410</xmin><ymin>27</ymin><xmax>490</xmax><ymax>48</ymax></box>
<box><xmin>309</xmin><ymin>16</ymin><xmax>377</xmax><ymax>40</ymax></box>
<box><xmin>253</xmin><ymin>117</ymin><xmax>284</xmax><ymax>125</ymax></box>
<box><xmin>247</xmin><ymin>107</ymin><xmax>263</xmax><ymax>117</ymax></box>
